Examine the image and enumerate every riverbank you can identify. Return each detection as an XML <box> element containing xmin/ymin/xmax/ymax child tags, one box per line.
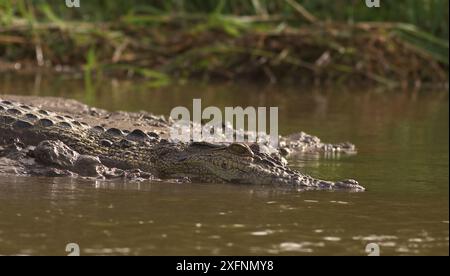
<box><xmin>0</xmin><ymin>1</ymin><xmax>448</xmax><ymax>87</ymax></box>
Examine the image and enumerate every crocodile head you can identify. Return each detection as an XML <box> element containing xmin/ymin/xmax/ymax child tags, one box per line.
<box><xmin>162</xmin><ymin>142</ymin><xmax>364</xmax><ymax>191</ymax></box>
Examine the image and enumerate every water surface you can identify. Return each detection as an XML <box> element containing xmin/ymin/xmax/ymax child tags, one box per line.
<box><xmin>0</xmin><ymin>75</ymin><xmax>448</xmax><ymax>255</ymax></box>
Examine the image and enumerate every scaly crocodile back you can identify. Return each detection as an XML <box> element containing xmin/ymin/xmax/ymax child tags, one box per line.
<box><xmin>0</xmin><ymin>99</ymin><xmax>179</xmax><ymax>174</ymax></box>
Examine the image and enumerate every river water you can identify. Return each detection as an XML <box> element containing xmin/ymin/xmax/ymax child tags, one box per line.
<box><xmin>0</xmin><ymin>75</ymin><xmax>448</xmax><ymax>255</ymax></box>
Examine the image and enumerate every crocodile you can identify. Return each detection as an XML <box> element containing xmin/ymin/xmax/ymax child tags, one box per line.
<box><xmin>0</xmin><ymin>97</ymin><xmax>364</xmax><ymax>191</ymax></box>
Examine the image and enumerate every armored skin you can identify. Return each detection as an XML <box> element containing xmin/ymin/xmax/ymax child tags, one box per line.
<box><xmin>0</xmin><ymin>98</ymin><xmax>364</xmax><ymax>191</ymax></box>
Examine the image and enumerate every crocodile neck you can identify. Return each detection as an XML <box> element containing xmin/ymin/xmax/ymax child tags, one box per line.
<box><xmin>0</xmin><ymin>98</ymin><xmax>364</xmax><ymax>191</ymax></box>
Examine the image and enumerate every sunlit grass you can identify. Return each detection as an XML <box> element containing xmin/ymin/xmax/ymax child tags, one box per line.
<box><xmin>11</xmin><ymin>0</ymin><xmax>444</xmax><ymax>37</ymax></box>
<box><xmin>0</xmin><ymin>0</ymin><xmax>447</xmax><ymax>87</ymax></box>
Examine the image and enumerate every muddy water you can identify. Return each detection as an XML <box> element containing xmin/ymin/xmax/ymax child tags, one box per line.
<box><xmin>0</xmin><ymin>75</ymin><xmax>448</xmax><ymax>255</ymax></box>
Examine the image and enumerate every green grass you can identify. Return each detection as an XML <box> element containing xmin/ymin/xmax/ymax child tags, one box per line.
<box><xmin>0</xmin><ymin>0</ymin><xmax>448</xmax><ymax>87</ymax></box>
<box><xmin>6</xmin><ymin>0</ymin><xmax>445</xmax><ymax>38</ymax></box>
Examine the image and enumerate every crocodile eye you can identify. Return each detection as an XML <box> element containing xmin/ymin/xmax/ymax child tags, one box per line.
<box><xmin>227</xmin><ymin>143</ymin><xmax>254</xmax><ymax>157</ymax></box>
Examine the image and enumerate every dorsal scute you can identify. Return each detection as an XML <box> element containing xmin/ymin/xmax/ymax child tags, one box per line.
<box><xmin>13</xmin><ymin>120</ymin><xmax>34</xmax><ymax>129</ymax></box>
<box><xmin>56</xmin><ymin>121</ymin><xmax>73</xmax><ymax>129</ymax></box>
<box><xmin>105</xmin><ymin>128</ymin><xmax>124</xmax><ymax>137</ymax></box>
<box><xmin>38</xmin><ymin>109</ymin><xmax>49</xmax><ymax>116</ymax></box>
<box><xmin>100</xmin><ymin>139</ymin><xmax>113</xmax><ymax>147</ymax></box>
<box><xmin>37</xmin><ymin>118</ymin><xmax>55</xmax><ymax>127</ymax></box>
<box><xmin>119</xmin><ymin>139</ymin><xmax>135</xmax><ymax>148</ymax></box>
<box><xmin>25</xmin><ymin>113</ymin><xmax>39</xmax><ymax>121</ymax></box>
<box><xmin>91</xmin><ymin>126</ymin><xmax>106</xmax><ymax>133</ymax></box>
<box><xmin>126</xmin><ymin>129</ymin><xmax>150</xmax><ymax>141</ymax></box>
<box><xmin>7</xmin><ymin>108</ymin><xmax>23</xmax><ymax>115</ymax></box>
<box><xmin>72</xmin><ymin>121</ymin><xmax>82</xmax><ymax>127</ymax></box>
<box><xmin>1</xmin><ymin>115</ymin><xmax>16</xmax><ymax>125</ymax></box>
<box><xmin>189</xmin><ymin>141</ymin><xmax>225</xmax><ymax>149</ymax></box>
<box><xmin>19</xmin><ymin>105</ymin><xmax>31</xmax><ymax>110</ymax></box>
<box><xmin>147</xmin><ymin>132</ymin><xmax>160</xmax><ymax>140</ymax></box>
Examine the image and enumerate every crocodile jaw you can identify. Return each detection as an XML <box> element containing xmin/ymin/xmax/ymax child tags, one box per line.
<box><xmin>163</xmin><ymin>143</ymin><xmax>365</xmax><ymax>191</ymax></box>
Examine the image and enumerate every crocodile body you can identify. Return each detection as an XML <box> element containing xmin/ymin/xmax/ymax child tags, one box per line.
<box><xmin>0</xmin><ymin>97</ymin><xmax>364</xmax><ymax>191</ymax></box>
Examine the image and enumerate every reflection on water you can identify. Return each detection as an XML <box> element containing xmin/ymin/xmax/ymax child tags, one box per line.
<box><xmin>0</xmin><ymin>74</ymin><xmax>448</xmax><ymax>255</ymax></box>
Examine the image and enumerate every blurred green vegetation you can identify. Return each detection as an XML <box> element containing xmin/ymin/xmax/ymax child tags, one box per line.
<box><xmin>2</xmin><ymin>0</ymin><xmax>446</xmax><ymax>38</ymax></box>
<box><xmin>0</xmin><ymin>0</ymin><xmax>448</xmax><ymax>87</ymax></box>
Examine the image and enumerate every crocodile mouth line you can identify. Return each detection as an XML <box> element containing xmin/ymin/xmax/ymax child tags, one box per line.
<box><xmin>0</xmin><ymin>97</ymin><xmax>364</xmax><ymax>191</ymax></box>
